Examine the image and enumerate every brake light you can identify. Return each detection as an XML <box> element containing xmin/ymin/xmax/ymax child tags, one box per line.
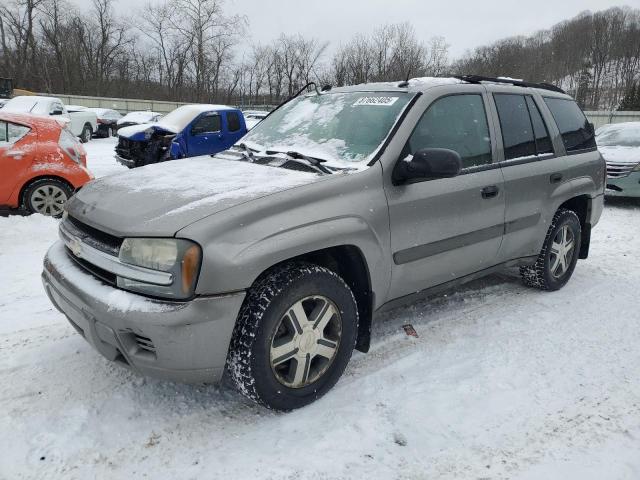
<box><xmin>58</xmin><ymin>128</ymin><xmax>83</xmax><ymax>164</ymax></box>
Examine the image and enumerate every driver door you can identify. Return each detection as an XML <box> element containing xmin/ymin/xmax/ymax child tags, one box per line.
<box><xmin>385</xmin><ymin>90</ymin><xmax>506</xmax><ymax>300</ymax></box>
<box><xmin>187</xmin><ymin>113</ymin><xmax>224</xmax><ymax>157</ymax></box>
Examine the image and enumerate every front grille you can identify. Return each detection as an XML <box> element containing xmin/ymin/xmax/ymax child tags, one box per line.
<box><xmin>606</xmin><ymin>162</ymin><xmax>638</xmax><ymax>179</ymax></box>
<box><xmin>65</xmin><ymin>216</ymin><xmax>122</xmax><ymax>255</ymax></box>
<box><xmin>66</xmin><ymin>247</ymin><xmax>117</xmax><ymax>285</ymax></box>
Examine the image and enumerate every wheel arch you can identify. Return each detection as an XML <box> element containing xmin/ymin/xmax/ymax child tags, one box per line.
<box><xmin>253</xmin><ymin>245</ymin><xmax>374</xmax><ymax>353</ymax></box>
<box><xmin>558</xmin><ymin>194</ymin><xmax>591</xmax><ymax>259</ymax></box>
<box><xmin>18</xmin><ymin>175</ymin><xmax>75</xmax><ymax>208</ymax></box>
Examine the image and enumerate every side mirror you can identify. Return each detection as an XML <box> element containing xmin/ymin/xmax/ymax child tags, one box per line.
<box><xmin>393</xmin><ymin>148</ymin><xmax>462</xmax><ymax>184</ymax></box>
<box><xmin>587</xmin><ymin>122</ymin><xmax>595</xmax><ymax>136</ymax></box>
<box><xmin>51</xmin><ymin>109</ymin><xmax>63</xmax><ymax>116</ymax></box>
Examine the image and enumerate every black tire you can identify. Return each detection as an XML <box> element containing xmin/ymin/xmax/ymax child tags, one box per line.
<box><xmin>80</xmin><ymin>124</ymin><xmax>92</xmax><ymax>143</ymax></box>
<box><xmin>110</xmin><ymin>126</ymin><xmax>117</xmax><ymax>137</ymax></box>
<box><xmin>227</xmin><ymin>262</ymin><xmax>359</xmax><ymax>411</ymax></box>
<box><xmin>520</xmin><ymin>209</ymin><xmax>581</xmax><ymax>291</ymax></box>
<box><xmin>23</xmin><ymin>178</ymin><xmax>73</xmax><ymax>218</ymax></box>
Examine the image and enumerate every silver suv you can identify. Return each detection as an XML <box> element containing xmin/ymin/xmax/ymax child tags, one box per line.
<box><xmin>42</xmin><ymin>76</ymin><xmax>605</xmax><ymax>410</ymax></box>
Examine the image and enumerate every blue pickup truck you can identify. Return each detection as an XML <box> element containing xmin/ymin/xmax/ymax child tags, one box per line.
<box><xmin>115</xmin><ymin>104</ymin><xmax>247</xmax><ymax>168</ymax></box>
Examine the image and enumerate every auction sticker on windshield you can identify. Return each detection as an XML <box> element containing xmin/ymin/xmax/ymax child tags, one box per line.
<box><xmin>353</xmin><ymin>96</ymin><xmax>399</xmax><ymax>106</ymax></box>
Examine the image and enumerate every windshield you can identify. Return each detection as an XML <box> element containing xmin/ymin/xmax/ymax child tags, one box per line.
<box><xmin>597</xmin><ymin>124</ymin><xmax>640</xmax><ymax>147</ymax></box>
<box><xmin>243</xmin><ymin>92</ymin><xmax>413</xmax><ymax>164</ymax></box>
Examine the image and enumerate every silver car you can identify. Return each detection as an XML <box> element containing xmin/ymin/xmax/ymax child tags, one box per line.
<box><xmin>42</xmin><ymin>76</ymin><xmax>605</xmax><ymax>410</ymax></box>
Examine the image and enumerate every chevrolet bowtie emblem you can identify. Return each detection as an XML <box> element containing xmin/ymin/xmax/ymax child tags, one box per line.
<box><xmin>69</xmin><ymin>238</ymin><xmax>83</xmax><ymax>257</ymax></box>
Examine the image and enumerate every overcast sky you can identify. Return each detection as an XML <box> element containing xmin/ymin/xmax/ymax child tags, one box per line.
<box><xmin>115</xmin><ymin>0</ymin><xmax>631</xmax><ymax>59</ymax></box>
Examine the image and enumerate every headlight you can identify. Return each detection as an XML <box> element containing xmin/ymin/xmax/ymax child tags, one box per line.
<box><xmin>117</xmin><ymin>238</ymin><xmax>201</xmax><ymax>299</ymax></box>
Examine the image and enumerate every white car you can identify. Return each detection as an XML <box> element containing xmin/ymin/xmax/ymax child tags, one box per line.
<box><xmin>67</xmin><ymin>106</ymin><xmax>123</xmax><ymax>138</ymax></box>
<box><xmin>2</xmin><ymin>96</ymin><xmax>97</xmax><ymax>143</ymax></box>
<box><xmin>243</xmin><ymin>110</ymin><xmax>269</xmax><ymax>130</ymax></box>
<box><xmin>117</xmin><ymin>111</ymin><xmax>163</xmax><ymax>130</ymax></box>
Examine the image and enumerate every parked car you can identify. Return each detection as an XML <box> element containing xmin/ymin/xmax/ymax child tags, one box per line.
<box><xmin>0</xmin><ymin>77</ymin><xmax>12</xmax><ymax>100</ymax></box>
<box><xmin>2</xmin><ymin>96</ymin><xmax>97</xmax><ymax>143</ymax></box>
<box><xmin>42</xmin><ymin>76</ymin><xmax>604</xmax><ymax>410</ymax></box>
<box><xmin>116</xmin><ymin>111</ymin><xmax>162</xmax><ymax>130</ymax></box>
<box><xmin>243</xmin><ymin>110</ymin><xmax>269</xmax><ymax>130</ymax></box>
<box><xmin>115</xmin><ymin>104</ymin><xmax>247</xmax><ymax>168</ymax></box>
<box><xmin>596</xmin><ymin>122</ymin><xmax>640</xmax><ymax>197</ymax></box>
<box><xmin>0</xmin><ymin>112</ymin><xmax>92</xmax><ymax>216</ymax></box>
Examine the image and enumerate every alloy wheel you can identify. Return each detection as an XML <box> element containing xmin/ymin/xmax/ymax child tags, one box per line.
<box><xmin>549</xmin><ymin>225</ymin><xmax>575</xmax><ymax>278</ymax></box>
<box><xmin>270</xmin><ymin>295</ymin><xmax>342</xmax><ymax>389</ymax></box>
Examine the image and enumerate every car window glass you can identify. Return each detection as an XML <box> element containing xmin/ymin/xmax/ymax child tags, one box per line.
<box><xmin>192</xmin><ymin>115</ymin><xmax>221</xmax><ymax>134</ymax></box>
<box><xmin>494</xmin><ymin>94</ymin><xmax>536</xmax><ymax>160</ymax></box>
<box><xmin>0</xmin><ymin>122</ymin><xmax>29</xmax><ymax>145</ymax></box>
<box><xmin>543</xmin><ymin>97</ymin><xmax>596</xmax><ymax>152</ymax></box>
<box><xmin>51</xmin><ymin>102</ymin><xmax>64</xmax><ymax>114</ymax></box>
<box><xmin>227</xmin><ymin>111</ymin><xmax>241</xmax><ymax>132</ymax></box>
<box><xmin>405</xmin><ymin>94</ymin><xmax>492</xmax><ymax>169</ymax></box>
<box><xmin>526</xmin><ymin>96</ymin><xmax>553</xmax><ymax>155</ymax></box>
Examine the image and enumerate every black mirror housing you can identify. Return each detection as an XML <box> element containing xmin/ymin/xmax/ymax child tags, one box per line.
<box><xmin>393</xmin><ymin>148</ymin><xmax>462</xmax><ymax>184</ymax></box>
<box><xmin>51</xmin><ymin>110</ymin><xmax>63</xmax><ymax>116</ymax></box>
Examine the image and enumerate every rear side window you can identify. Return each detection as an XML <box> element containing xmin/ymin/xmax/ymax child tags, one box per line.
<box><xmin>227</xmin><ymin>111</ymin><xmax>241</xmax><ymax>132</ymax></box>
<box><xmin>0</xmin><ymin>121</ymin><xmax>30</xmax><ymax>145</ymax></box>
<box><xmin>526</xmin><ymin>97</ymin><xmax>553</xmax><ymax>155</ymax></box>
<box><xmin>191</xmin><ymin>114</ymin><xmax>221</xmax><ymax>135</ymax></box>
<box><xmin>543</xmin><ymin>98</ymin><xmax>596</xmax><ymax>153</ymax></box>
<box><xmin>405</xmin><ymin>94</ymin><xmax>492</xmax><ymax>169</ymax></box>
<box><xmin>494</xmin><ymin>94</ymin><xmax>536</xmax><ymax>160</ymax></box>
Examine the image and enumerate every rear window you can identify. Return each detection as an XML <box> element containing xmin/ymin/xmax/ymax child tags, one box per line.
<box><xmin>227</xmin><ymin>111</ymin><xmax>241</xmax><ymax>132</ymax></box>
<box><xmin>544</xmin><ymin>98</ymin><xmax>596</xmax><ymax>153</ymax></box>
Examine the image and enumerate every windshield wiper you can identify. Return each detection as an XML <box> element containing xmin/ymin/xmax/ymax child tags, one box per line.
<box><xmin>265</xmin><ymin>149</ymin><xmax>333</xmax><ymax>174</ymax></box>
<box><xmin>233</xmin><ymin>142</ymin><xmax>256</xmax><ymax>161</ymax></box>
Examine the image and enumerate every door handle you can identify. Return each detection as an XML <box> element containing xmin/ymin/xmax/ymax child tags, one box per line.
<box><xmin>550</xmin><ymin>173</ymin><xmax>563</xmax><ymax>184</ymax></box>
<box><xmin>481</xmin><ymin>185</ymin><xmax>499</xmax><ymax>199</ymax></box>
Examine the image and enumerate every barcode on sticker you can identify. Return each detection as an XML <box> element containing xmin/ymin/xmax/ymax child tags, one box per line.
<box><xmin>353</xmin><ymin>96</ymin><xmax>399</xmax><ymax>107</ymax></box>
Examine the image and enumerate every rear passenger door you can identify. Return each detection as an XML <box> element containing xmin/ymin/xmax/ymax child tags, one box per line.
<box><xmin>386</xmin><ymin>90</ymin><xmax>506</xmax><ymax>300</ymax></box>
<box><xmin>488</xmin><ymin>90</ymin><xmax>568</xmax><ymax>261</ymax></box>
<box><xmin>224</xmin><ymin>111</ymin><xmax>245</xmax><ymax>148</ymax></box>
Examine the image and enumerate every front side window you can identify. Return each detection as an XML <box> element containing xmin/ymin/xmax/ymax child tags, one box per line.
<box><xmin>544</xmin><ymin>97</ymin><xmax>596</xmax><ymax>152</ymax></box>
<box><xmin>244</xmin><ymin>92</ymin><xmax>413</xmax><ymax>164</ymax></box>
<box><xmin>191</xmin><ymin>114</ymin><xmax>221</xmax><ymax>135</ymax></box>
<box><xmin>494</xmin><ymin>94</ymin><xmax>536</xmax><ymax>160</ymax></box>
<box><xmin>404</xmin><ymin>94</ymin><xmax>492</xmax><ymax>169</ymax></box>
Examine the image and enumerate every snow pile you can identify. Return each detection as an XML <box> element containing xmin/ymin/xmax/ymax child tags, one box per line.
<box><xmin>1</xmin><ymin>199</ymin><xmax>640</xmax><ymax>478</ymax></box>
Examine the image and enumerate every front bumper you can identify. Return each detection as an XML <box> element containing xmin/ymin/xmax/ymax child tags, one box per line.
<box><xmin>606</xmin><ymin>172</ymin><xmax>640</xmax><ymax>198</ymax></box>
<box><xmin>42</xmin><ymin>241</ymin><xmax>245</xmax><ymax>383</ymax></box>
<box><xmin>115</xmin><ymin>154</ymin><xmax>136</xmax><ymax>168</ymax></box>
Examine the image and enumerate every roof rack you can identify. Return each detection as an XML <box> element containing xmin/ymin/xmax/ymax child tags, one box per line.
<box><xmin>454</xmin><ymin>75</ymin><xmax>566</xmax><ymax>94</ymax></box>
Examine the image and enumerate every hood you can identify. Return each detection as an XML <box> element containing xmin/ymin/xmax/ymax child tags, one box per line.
<box><xmin>599</xmin><ymin>146</ymin><xmax>640</xmax><ymax>165</ymax></box>
<box><xmin>66</xmin><ymin>156</ymin><xmax>321</xmax><ymax>237</ymax></box>
<box><xmin>118</xmin><ymin>122</ymin><xmax>177</xmax><ymax>140</ymax></box>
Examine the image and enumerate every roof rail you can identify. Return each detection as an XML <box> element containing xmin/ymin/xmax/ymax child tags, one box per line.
<box><xmin>454</xmin><ymin>75</ymin><xmax>566</xmax><ymax>94</ymax></box>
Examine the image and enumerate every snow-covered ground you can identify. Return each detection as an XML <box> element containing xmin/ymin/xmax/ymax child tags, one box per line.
<box><xmin>1</xmin><ymin>138</ymin><xmax>640</xmax><ymax>479</ymax></box>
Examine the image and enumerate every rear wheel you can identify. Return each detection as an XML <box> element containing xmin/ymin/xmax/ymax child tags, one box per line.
<box><xmin>80</xmin><ymin>124</ymin><xmax>92</xmax><ymax>143</ymax></box>
<box><xmin>520</xmin><ymin>209</ymin><xmax>581</xmax><ymax>291</ymax></box>
<box><xmin>23</xmin><ymin>178</ymin><xmax>73</xmax><ymax>217</ymax></box>
<box><xmin>227</xmin><ymin>262</ymin><xmax>358</xmax><ymax>411</ymax></box>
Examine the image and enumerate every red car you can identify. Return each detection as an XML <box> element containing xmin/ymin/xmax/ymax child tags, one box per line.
<box><xmin>0</xmin><ymin>112</ymin><xmax>93</xmax><ymax>216</ymax></box>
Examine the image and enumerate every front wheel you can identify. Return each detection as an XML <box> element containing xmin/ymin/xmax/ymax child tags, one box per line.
<box><xmin>227</xmin><ymin>262</ymin><xmax>358</xmax><ymax>411</ymax></box>
<box><xmin>520</xmin><ymin>209</ymin><xmax>581</xmax><ymax>291</ymax></box>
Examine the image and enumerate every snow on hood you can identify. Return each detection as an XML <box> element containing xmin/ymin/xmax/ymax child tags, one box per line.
<box><xmin>66</xmin><ymin>156</ymin><xmax>320</xmax><ymax>237</ymax></box>
<box><xmin>598</xmin><ymin>146</ymin><xmax>640</xmax><ymax>165</ymax></box>
<box><xmin>117</xmin><ymin>122</ymin><xmax>167</xmax><ymax>137</ymax></box>
<box><xmin>117</xmin><ymin>111</ymin><xmax>160</xmax><ymax>125</ymax></box>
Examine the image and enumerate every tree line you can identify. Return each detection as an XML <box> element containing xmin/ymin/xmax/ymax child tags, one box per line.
<box><xmin>1</xmin><ymin>0</ymin><xmax>638</xmax><ymax>110</ymax></box>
